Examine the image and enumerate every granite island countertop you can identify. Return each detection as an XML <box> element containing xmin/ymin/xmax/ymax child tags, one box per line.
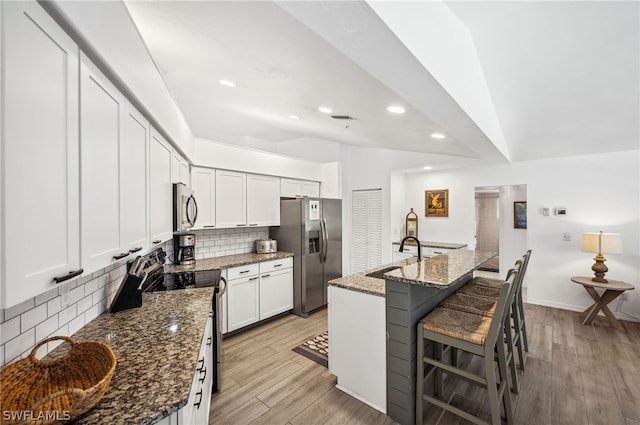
<box><xmin>330</xmin><ymin>250</ymin><xmax>496</xmax><ymax>296</ymax></box>
<box><xmin>165</xmin><ymin>251</ymin><xmax>294</xmax><ymax>273</ymax></box>
<box><xmin>55</xmin><ymin>287</ymin><xmax>215</xmax><ymax>425</ymax></box>
<box><xmin>328</xmin><ymin>257</ymin><xmax>419</xmax><ymax>297</ymax></box>
<box><xmin>385</xmin><ymin>249</ymin><xmax>496</xmax><ymax>287</ymax></box>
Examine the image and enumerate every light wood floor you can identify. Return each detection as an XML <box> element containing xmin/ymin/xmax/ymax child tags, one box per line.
<box><xmin>210</xmin><ymin>304</ymin><xmax>640</xmax><ymax>425</ymax></box>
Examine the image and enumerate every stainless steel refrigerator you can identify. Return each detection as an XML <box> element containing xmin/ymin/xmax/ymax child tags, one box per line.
<box><xmin>270</xmin><ymin>198</ymin><xmax>342</xmax><ymax>317</ymax></box>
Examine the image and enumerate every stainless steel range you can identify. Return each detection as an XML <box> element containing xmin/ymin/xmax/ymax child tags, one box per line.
<box><xmin>113</xmin><ymin>247</ymin><xmax>225</xmax><ymax>393</ymax></box>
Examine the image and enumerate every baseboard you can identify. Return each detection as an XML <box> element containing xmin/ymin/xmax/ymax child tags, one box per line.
<box><xmin>335</xmin><ymin>384</ymin><xmax>386</xmax><ymax>414</ymax></box>
<box><xmin>525</xmin><ymin>298</ymin><xmax>639</xmax><ymax>322</ymax></box>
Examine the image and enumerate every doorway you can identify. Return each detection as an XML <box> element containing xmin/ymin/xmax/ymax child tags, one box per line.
<box><xmin>475</xmin><ymin>188</ymin><xmax>500</xmax><ymax>273</ymax></box>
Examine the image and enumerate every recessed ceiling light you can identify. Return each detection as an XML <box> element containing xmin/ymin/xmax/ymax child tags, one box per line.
<box><xmin>423</xmin><ymin>166</ymin><xmax>433</xmax><ymax>170</ymax></box>
<box><xmin>288</xmin><ymin>115</ymin><xmax>300</xmax><ymax>120</ymax></box>
<box><xmin>431</xmin><ymin>132</ymin><xmax>446</xmax><ymax>140</ymax></box>
<box><xmin>318</xmin><ymin>107</ymin><xmax>333</xmax><ymax>114</ymax></box>
<box><xmin>219</xmin><ymin>80</ymin><xmax>236</xmax><ymax>88</ymax></box>
<box><xmin>387</xmin><ymin>105</ymin><xmax>405</xmax><ymax>114</ymax></box>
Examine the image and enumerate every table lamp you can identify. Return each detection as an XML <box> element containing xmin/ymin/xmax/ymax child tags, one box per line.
<box><xmin>581</xmin><ymin>231</ymin><xmax>623</xmax><ymax>283</ymax></box>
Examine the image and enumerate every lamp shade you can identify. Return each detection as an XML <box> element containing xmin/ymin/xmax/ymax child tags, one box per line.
<box><xmin>582</xmin><ymin>232</ymin><xmax>623</xmax><ymax>254</ymax></box>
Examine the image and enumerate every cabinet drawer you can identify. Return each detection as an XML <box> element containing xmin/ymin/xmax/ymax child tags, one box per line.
<box><xmin>227</xmin><ymin>263</ymin><xmax>259</xmax><ymax>280</ymax></box>
<box><xmin>260</xmin><ymin>257</ymin><xmax>293</xmax><ymax>273</ymax></box>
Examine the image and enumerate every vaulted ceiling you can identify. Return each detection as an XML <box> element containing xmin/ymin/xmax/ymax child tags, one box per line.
<box><xmin>124</xmin><ymin>1</ymin><xmax>639</xmax><ymax>166</ymax></box>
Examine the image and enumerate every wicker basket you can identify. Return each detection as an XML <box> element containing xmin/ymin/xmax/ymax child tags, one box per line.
<box><xmin>0</xmin><ymin>336</ymin><xmax>117</xmax><ymax>425</ymax></box>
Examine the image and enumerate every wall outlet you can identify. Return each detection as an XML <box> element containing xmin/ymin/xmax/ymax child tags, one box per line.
<box><xmin>562</xmin><ymin>232</ymin><xmax>571</xmax><ymax>241</ymax></box>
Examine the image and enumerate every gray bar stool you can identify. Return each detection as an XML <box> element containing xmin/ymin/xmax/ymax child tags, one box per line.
<box><xmin>442</xmin><ymin>260</ymin><xmax>525</xmax><ymax>394</ymax></box>
<box><xmin>416</xmin><ymin>267</ymin><xmax>518</xmax><ymax>425</ymax></box>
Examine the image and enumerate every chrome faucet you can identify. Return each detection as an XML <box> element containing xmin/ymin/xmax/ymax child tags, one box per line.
<box><xmin>399</xmin><ymin>236</ymin><xmax>422</xmax><ymax>261</ymax></box>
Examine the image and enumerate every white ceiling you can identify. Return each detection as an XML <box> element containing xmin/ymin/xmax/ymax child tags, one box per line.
<box><xmin>124</xmin><ymin>0</ymin><xmax>639</xmax><ymax>165</ymax></box>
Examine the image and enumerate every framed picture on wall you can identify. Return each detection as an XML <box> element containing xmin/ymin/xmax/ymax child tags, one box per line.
<box><xmin>425</xmin><ymin>189</ymin><xmax>449</xmax><ymax>217</ymax></box>
<box><xmin>514</xmin><ymin>201</ymin><xmax>527</xmax><ymax>229</ymax></box>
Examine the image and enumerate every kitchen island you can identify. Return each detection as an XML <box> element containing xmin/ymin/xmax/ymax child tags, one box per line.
<box><xmin>328</xmin><ymin>249</ymin><xmax>496</xmax><ymax>425</ymax></box>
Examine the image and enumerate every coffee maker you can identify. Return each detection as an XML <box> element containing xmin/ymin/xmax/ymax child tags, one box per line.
<box><xmin>174</xmin><ymin>233</ymin><xmax>196</xmax><ymax>265</ymax></box>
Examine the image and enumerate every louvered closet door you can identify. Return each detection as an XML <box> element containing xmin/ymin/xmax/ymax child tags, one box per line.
<box><xmin>351</xmin><ymin>189</ymin><xmax>382</xmax><ymax>273</ymax></box>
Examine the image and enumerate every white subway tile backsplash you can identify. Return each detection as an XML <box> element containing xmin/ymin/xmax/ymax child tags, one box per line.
<box><xmin>84</xmin><ymin>277</ymin><xmax>99</xmax><ymax>295</ymax></box>
<box><xmin>77</xmin><ymin>295</ymin><xmax>93</xmax><ymax>314</ymax></box>
<box><xmin>67</xmin><ymin>285</ymin><xmax>84</xmax><ymax>305</ymax></box>
<box><xmin>35</xmin><ymin>316</ymin><xmax>59</xmax><ymax>342</ymax></box>
<box><xmin>4</xmin><ymin>297</ymin><xmax>35</xmax><ymax>321</ymax></box>
<box><xmin>58</xmin><ymin>305</ymin><xmax>77</xmax><ymax>327</ymax></box>
<box><xmin>20</xmin><ymin>304</ymin><xmax>47</xmax><ymax>333</ymax></box>
<box><xmin>68</xmin><ymin>315</ymin><xmax>85</xmax><ymax>336</ymax></box>
<box><xmin>0</xmin><ymin>316</ymin><xmax>20</xmax><ymax>343</ymax></box>
<box><xmin>85</xmin><ymin>304</ymin><xmax>101</xmax><ymax>324</ymax></box>
<box><xmin>35</xmin><ymin>287</ymin><xmax>59</xmax><ymax>306</ymax></box>
<box><xmin>48</xmin><ymin>296</ymin><xmax>62</xmax><ymax>317</ymax></box>
<box><xmin>4</xmin><ymin>327</ymin><xmax>35</xmax><ymax>364</ymax></box>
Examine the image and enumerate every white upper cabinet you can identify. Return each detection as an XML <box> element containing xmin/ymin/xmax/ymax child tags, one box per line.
<box><xmin>215</xmin><ymin>170</ymin><xmax>246</xmax><ymax>229</ymax></box>
<box><xmin>191</xmin><ymin>167</ymin><xmax>216</xmax><ymax>229</ymax></box>
<box><xmin>80</xmin><ymin>54</ymin><xmax>127</xmax><ymax>272</ymax></box>
<box><xmin>150</xmin><ymin>129</ymin><xmax>174</xmax><ymax>243</ymax></box>
<box><xmin>122</xmin><ymin>105</ymin><xmax>149</xmax><ymax>253</ymax></box>
<box><xmin>172</xmin><ymin>151</ymin><xmax>190</xmax><ymax>186</ymax></box>
<box><xmin>2</xmin><ymin>1</ymin><xmax>81</xmax><ymax>307</ymax></box>
<box><xmin>246</xmin><ymin>174</ymin><xmax>280</xmax><ymax>227</ymax></box>
<box><xmin>280</xmin><ymin>178</ymin><xmax>320</xmax><ymax>198</ymax></box>
<box><xmin>301</xmin><ymin>181</ymin><xmax>321</xmax><ymax>198</ymax></box>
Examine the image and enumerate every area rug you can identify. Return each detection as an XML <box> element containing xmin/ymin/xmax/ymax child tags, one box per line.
<box><xmin>292</xmin><ymin>331</ymin><xmax>328</xmax><ymax>368</ymax></box>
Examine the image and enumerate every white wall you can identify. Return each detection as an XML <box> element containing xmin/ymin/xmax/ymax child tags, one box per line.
<box><xmin>400</xmin><ymin>150</ymin><xmax>640</xmax><ymax>319</ymax></box>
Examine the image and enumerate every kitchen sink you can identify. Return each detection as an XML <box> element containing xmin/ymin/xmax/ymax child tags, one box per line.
<box><xmin>364</xmin><ymin>266</ymin><xmax>402</xmax><ymax>280</ymax></box>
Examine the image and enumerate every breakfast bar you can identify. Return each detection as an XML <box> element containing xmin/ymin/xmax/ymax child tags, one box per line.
<box><xmin>328</xmin><ymin>249</ymin><xmax>496</xmax><ymax>425</ymax></box>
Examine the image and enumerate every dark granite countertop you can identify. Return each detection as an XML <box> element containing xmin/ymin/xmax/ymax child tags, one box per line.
<box><xmin>61</xmin><ymin>287</ymin><xmax>215</xmax><ymax>425</ymax></box>
<box><xmin>391</xmin><ymin>240</ymin><xmax>467</xmax><ymax>249</ymax></box>
<box><xmin>164</xmin><ymin>251</ymin><xmax>294</xmax><ymax>273</ymax></box>
<box><xmin>385</xmin><ymin>249</ymin><xmax>497</xmax><ymax>287</ymax></box>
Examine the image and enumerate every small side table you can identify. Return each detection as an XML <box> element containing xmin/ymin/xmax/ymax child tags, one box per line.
<box><xmin>571</xmin><ymin>276</ymin><xmax>635</xmax><ymax>331</ymax></box>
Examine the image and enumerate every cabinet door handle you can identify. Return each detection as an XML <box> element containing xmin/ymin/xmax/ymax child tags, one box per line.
<box><xmin>261</xmin><ymin>274</ymin><xmax>271</xmax><ymax>278</ymax></box>
<box><xmin>113</xmin><ymin>252</ymin><xmax>129</xmax><ymax>260</ymax></box>
<box><xmin>239</xmin><ymin>270</ymin><xmax>250</xmax><ymax>274</ymax></box>
<box><xmin>248</xmin><ymin>223</ymin><xmax>258</xmax><ymax>227</ymax></box>
<box><xmin>236</xmin><ymin>224</ymin><xmax>246</xmax><ymax>227</ymax></box>
<box><xmin>194</xmin><ymin>390</ymin><xmax>203</xmax><ymax>408</ymax></box>
<box><xmin>206</xmin><ymin>336</ymin><xmax>212</xmax><ymax>346</ymax></box>
<box><xmin>153</xmin><ymin>240</ymin><xmax>162</xmax><ymax>244</ymax></box>
<box><xmin>129</xmin><ymin>247</ymin><xmax>142</xmax><ymax>253</ymax></box>
<box><xmin>53</xmin><ymin>269</ymin><xmax>83</xmax><ymax>283</ymax></box>
<box><xmin>249</xmin><ymin>277</ymin><xmax>258</xmax><ymax>281</ymax></box>
<box><xmin>199</xmin><ymin>366</ymin><xmax>207</xmax><ymax>383</ymax></box>
<box><xmin>273</xmin><ymin>264</ymin><xmax>282</xmax><ymax>268</ymax></box>
<box><xmin>197</xmin><ymin>358</ymin><xmax>205</xmax><ymax>372</ymax></box>
<box><xmin>204</xmin><ymin>225</ymin><xmax>216</xmax><ymax>228</ymax></box>
<box><xmin>434</xmin><ymin>251</ymin><xmax>443</xmax><ymax>255</ymax></box>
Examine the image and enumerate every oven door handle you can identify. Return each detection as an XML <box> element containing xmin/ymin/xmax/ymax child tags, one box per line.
<box><xmin>219</xmin><ymin>276</ymin><xmax>227</xmax><ymax>296</ymax></box>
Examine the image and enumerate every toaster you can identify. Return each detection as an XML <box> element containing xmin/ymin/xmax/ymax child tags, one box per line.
<box><xmin>256</xmin><ymin>239</ymin><xmax>277</xmax><ymax>254</ymax></box>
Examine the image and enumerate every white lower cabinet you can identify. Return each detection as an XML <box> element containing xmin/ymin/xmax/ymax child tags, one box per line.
<box><xmin>225</xmin><ymin>258</ymin><xmax>293</xmax><ymax>333</ymax></box>
<box><xmin>259</xmin><ymin>262</ymin><xmax>293</xmax><ymax>320</ymax></box>
<box><xmin>180</xmin><ymin>310</ymin><xmax>214</xmax><ymax>425</ymax></box>
<box><xmin>227</xmin><ymin>264</ymin><xmax>260</xmax><ymax>332</ymax></box>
